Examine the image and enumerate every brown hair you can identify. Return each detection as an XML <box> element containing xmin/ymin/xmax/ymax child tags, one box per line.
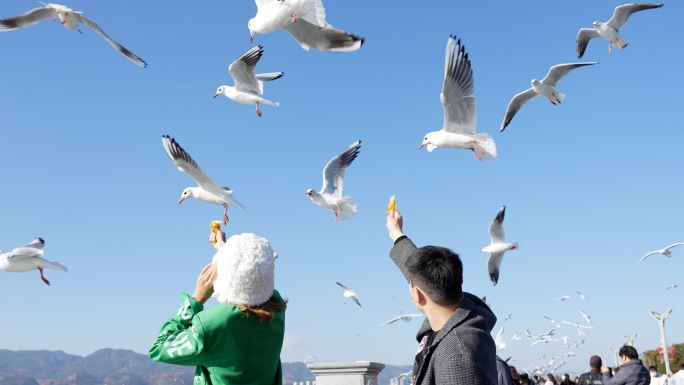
<box><xmin>237</xmin><ymin>295</ymin><xmax>288</xmax><ymax>322</ymax></box>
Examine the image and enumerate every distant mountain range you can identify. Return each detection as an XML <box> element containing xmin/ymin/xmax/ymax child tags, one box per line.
<box><xmin>0</xmin><ymin>349</ymin><xmax>410</xmax><ymax>385</ymax></box>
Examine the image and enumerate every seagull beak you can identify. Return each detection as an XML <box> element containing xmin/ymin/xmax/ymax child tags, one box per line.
<box><xmin>250</xmin><ymin>35</ymin><xmax>254</xmax><ymax>44</ymax></box>
<box><xmin>212</xmin><ymin>93</ymin><xmax>219</xmax><ymax>99</ymax></box>
<box><xmin>178</xmin><ymin>197</ymin><xmax>185</xmax><ymax>204</ymax></box>
<box><xmin>418</xmin><ymin>143</ymin><xmax>424</xmax><ymax>150</ymax></box>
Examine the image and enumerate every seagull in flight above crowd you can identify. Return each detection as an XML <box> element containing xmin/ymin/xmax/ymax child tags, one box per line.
<box><xmin>579</xmin><ymin>310</ymin><xmax>591</xmax><ymax>324</ymax></box>
<box><xmin>576</xmin><ymin>3</ymin><xmax>664</xmax><ymax>58</ymax></box>
<box><xmin>576</xmin><ymin>291</ymin><xmax>586</xmax><ymax>300</ymax></box>
<box><xmin>667</xmin><ymin>283</ymin><xmax>679</xmax><ymax>290</ymax></box>
<box><xmin>544</xmin><ymin>316</ymin><xmax>561</xmax><ymax>329</ymax></box>
<box><xmin>500</xmin><ymin>62</ymin><xmax>597</xmax><ymax>131</ymax></box>
<box><xmin>495</xmin><ymin>326</ymin><xmax>506</xmax><ymax>350</ymax></box>
<box><xmin>247</xmin><ymin>0</ymin><xmax>364</xmax><ymax>52</ymax></box>
<box><xmin>637</xmin><ymin>243</ymin><xmax>684</xmax><ymax>263</ymax></box>
<box><xmin>380</xmin><ymin>313</ymin><xmax>422</xmax><ymax>326</ymax></box>
<box><xmin>504</xmin><ymin>313</ymin><xmax>512</xmax><ymax>322</ymax></box>
<box><xmin>336</xmin><ymin>281</ymin><xmax>363</xmax><ymax>310</ymax></box>
<box><xmin>512</xmin><ymin>332</ymin><xmax>522</xmax><ymax>341</ymax></box>
<box><xmin>213</xmin><ymin>45</ymin><xmax>284</xmax><ymax>117</ymax></box>
<box><xmin>162</xmin><ymin>135</ymin><xmax>246</xmax><ymax>225</ymax></box>
<box><xmin>0</xmin><ymin>3</ymin><xmax>147</xmax><ymax>67</ymax></box>
<box><xmin>481</xmin><ymin>206</ymin><xmax>518</xmax><ymax>285</ymax></box>
<box><xmin>554</xmin><ymin>295</ymin><xmax>571</xmax><ymax>302</ymax></box>
<box><xmin>560</xmin><ymin>335</ymin><xmax>570</xmax><ymax>345</ymax></box>
<box><xmin>307</xmin><ymin>140</ymin><xmax>361</xmax><ymax>222</ymax></box>
<box><xmin>419</xmin><ymin>35</ymin><xmax>497</xmax><ymax>161</ymax></box>
<box><xmin>0</xmin><ymin>238</ymin><xmax>67</xmax><ymax>285</ymax></box>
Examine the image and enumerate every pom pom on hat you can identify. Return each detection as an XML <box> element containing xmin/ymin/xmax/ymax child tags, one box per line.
<box><xmin>212</xmin><ymin>233</ymin><xmax>276</xmax><ymax>306</ymax></box>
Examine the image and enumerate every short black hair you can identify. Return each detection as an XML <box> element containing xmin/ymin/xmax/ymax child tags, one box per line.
<box><xmin>406</xmin><ymin>246</ymin><xmax>463</xmax><ymax>306</ymax></box>
<box><xmin>619</xmin><ymin>345</ymin><xmax>639</xmax><ymax>360</ymax></box>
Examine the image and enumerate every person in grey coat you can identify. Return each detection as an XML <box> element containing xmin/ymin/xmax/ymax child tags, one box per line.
<box><xmin>386</xmin><ymin>210</ymin><xmax>498</xmax><ymax>385</ymax></box>
<box><xmin>601</xmin><ymin>345</ymin><xmax>651</xmax><ymax>385</ymax></box>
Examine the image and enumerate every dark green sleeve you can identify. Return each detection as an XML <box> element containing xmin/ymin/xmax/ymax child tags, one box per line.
<box><xmin>148</xmin><ymin>293</ymin><xmax>208</xmax><ymax>366</ymax></box>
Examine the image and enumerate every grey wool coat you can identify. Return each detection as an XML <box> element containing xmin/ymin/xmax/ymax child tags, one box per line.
<box><xmin>390</xmin><ymin>236</ymin><xmax>498</xmax><ymax>385</ymax></box>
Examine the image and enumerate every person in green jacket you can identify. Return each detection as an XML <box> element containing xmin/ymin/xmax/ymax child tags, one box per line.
<box><xmin>149</xmin><ymin>232</ymin><xmax>286</xmax><ymax>385</ymax></box>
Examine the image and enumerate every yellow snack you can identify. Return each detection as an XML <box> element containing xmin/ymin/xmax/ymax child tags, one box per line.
<box><xmin>209</xmin><ymin>221</ymin><xmax>221</xmax><ymax>244</ymax></box>
<box><xmin>386</xmin><ymin>195</ymin><xmax>397</xmax><ymax>214</ymax></box>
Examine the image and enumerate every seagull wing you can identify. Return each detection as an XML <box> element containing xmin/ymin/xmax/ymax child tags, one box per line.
<box><xmin>487</xmin><ymin>251</ymin><xmax>504</xmax><ymax>286</ymax></box>
<box><xmin>500</xmin><ymin>88</ymin><xmax>537</xmax><ymax>132</ymax></box>
<box><xmin>637</xmin><ymin>250</ymin><xmax>659</xmax><ymax>263</ymax></box>
<box><xmin>441</xmin><ymin>35</ymin><xmax>476</xmax><ymax>135</ymax></box>
<box><xmin>335</xmin><ymin>281</ymin><xmax>353</xmax><ymax>294</ymax></box>
<box><xmin>283</xmin><ymin>20</ymin><xmax>363</xmax><ymax>52</ymax></box>
<box><xmin>575</xmin><ymin>28</ymin><xmax>600</xmax><ymax>59</ymax></box>
<box><xmin>381</xmin><ymin>316</ymin><xmax>402</xmax><ymax>325</ymax></box>
<box><xmin>541</xmin><ymin>62</ymin><xmax>598</xmax><ymax>87</ymax></box>
<box><xmin>7</xmin><ymin>238</ymin><xmax>45</xmax><ymax>260</ymax></box>
<box><xmin>320</xmin><ymin>140</ymin><xmax>361</xmax><ymax>198</ymax></box>
<box><xmin>351</xmin><ymin>296</ymin><xmax>363</xmax><ymax>310</ymax></box>
<box><xmin>664</xmin><ymin>243</ymin><xmax>684</xmax><ymax>251</ymax></box>
<box><xmin>229</xmin><ymin>46</ymin><xmax>263</xmax><ymax>94</ymax></box>
<box><xmin>607</xmin><ymin>3</ymin><xmax>664</xmax><ymax>31</ymax></box>
<box><xmin>488</xmin><ymin>206</ymin><xmax>506</xmax><ymax>243</ymax></box>
<box><xmin>0</xmin><ymin>7</ymin><xmax>54</xmax><ymax>31</ymax></box>
<box><xmin>80</xmin><ymin>16</ymin><xmax>147</xmax><ymax>68</ymax></box>
<box><xmin>161</xmin><ymin>135</ymin><xmax>231</xmax><ymax>200</ymax></box>
<box><xmin>495</xmin><ymin>326</ymin><xmax>506</xmax><ymax>350</ymax></box>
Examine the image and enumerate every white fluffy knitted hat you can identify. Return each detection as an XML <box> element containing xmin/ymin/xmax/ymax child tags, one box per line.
<box><xmin>212</xmin><ymin>233</ymin><xmax>276</xmax><ymax>306</ymax></box>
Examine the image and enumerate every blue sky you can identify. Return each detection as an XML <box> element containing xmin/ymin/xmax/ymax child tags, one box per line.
<box><xmin>0</xmin><ymin>0</ymin><xmax>682</xmax><ymax>374</ymax></box>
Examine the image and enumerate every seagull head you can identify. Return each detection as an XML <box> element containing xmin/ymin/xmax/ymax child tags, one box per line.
<box><xmin>531</xmin><ymin>79</ymin><xmax>541</xmax><ymax>87</ymax></box>
<box><xmin>178</xmin><ymin>188</ymin><xmax>193</xmax><ymax>204</ymax></box>
<box><xmin>306</xmin><ymin>189</ymin><xmax>315</xmax><ymax>199</ymax></box>
<box><xmin>592</xmin><ymin>21</ymin><xmax>601</xmax><ymax>28</ymax></box>
<box><xmin>213</xmin><ymin>86</ymin><xmax>226</xmax><ymax>99</ymax></box>
<box><xmin>419</xmin><ymin>133</ymin><xmax>432</xmax><ymax>150</ymax></box>
<box><xmin>247</xmin><ymin>19</ymin><xmax>256</xmax><ymax>44</ymax></box>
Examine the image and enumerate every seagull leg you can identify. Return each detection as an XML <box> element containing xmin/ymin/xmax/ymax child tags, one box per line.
<box><xmin>255</xmin><ymin>103</ymin><xmax>263</xmax><ymax>117</ymax></box>
<box><xmin>38</xmin><ymin>267</ymin><xmax>50</xmax><ymax>286</ymax></box>
<box><xmin>470</xmin><ymin>148</ymin><xmax>483</xmax><ymax>162</ymax></box>
<box><xmin>608</xmin><ymin>44</ymin><xmax>613</xmax><ymax>53</ymax></box>
<box><xmin>223</xmin><ymin>203</ymin><xmax>229</xmax><ymax>225</ymax></box>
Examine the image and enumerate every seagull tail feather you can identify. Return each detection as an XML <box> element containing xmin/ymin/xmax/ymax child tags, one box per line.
<box><xmin>473</xmin><ymin>133</ymin><xmax>497</xmax><ymax>159</ymax></box>
<box><xmin>336</xmin><ymin>196</ymin><xmax>357</xmax><ymax>221</ymax></box>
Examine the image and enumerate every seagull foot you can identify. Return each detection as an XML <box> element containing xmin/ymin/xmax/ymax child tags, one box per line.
<box><xmin>608</xmin><ymin>44</ymin><xmax>613</xmax><ymax>53</ymax></box>
<box><xmin>223</xmin><ymin>204</ymin><xmax>229</xmax><ymax>225</ymax></box>
<box><xmin>38</xmin><ymin>267</ymin><xmax>50</xmax><ymax>286</ymax></box>
<box><xmin>256</xmin><ymin>104</ymin><xmax>262</xmax><ymax>117</ymax></box>
<box><xmin>470</xmin><ymin>148</ymin><xmax>483</xmax><ymax>162</ymax></box>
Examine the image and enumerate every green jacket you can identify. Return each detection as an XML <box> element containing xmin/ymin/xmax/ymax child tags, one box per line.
<box><xmin>149</xmin><ymin>290</ymin><xmax>285</xmax><ymax>385</ymax></box>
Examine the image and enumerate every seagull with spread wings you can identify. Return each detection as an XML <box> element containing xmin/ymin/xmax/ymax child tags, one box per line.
<box><xmin>576</xmin><ymin>3</ymin><xmax>664</xmax><ymax>58</ymax></box>
<box><xmin>0</xmin><ymin>238</ymin><xmax>67</xmax><ymax>285</ymax></box>
<box><xmin>336</xmin><ymin>281</ymin><xmax>362</xmax><ymax>310</ymax></box>
<box><xmin>481</xmin><ymin>206</ymin><xmax>518</xmax><ymax>285</ymax></box>
<box><xmin>162</xmin><ymin>135</ymin><xmax>245</xmax><ymax>225</ymax></box>
<box><xmin>380</xmin><ymin>313</ymin><xmax>423</xmax><ymax>326</ymax></box>
<box><xmin>213</xmin><ymin>45</ymin><xmax>284</xmax><ymax>117</ymax></box>
<box><xmin>637</xmin><ymin>243</ymin><xmax>684</xmax><ymax>263</ymax></box>
<box><xmin>0</xmin><ymin>3</ymin><xmax>147</xmax><ymax>67</ymax></box>
<box><xmin>248</xmin><ymin>0</ymin><xmax>364</xmax><ymax>52</ymax></box>
<box><xmin>419</xmin><ymin>35</ymin><xmax>497</xmax><ymax>161</ymax></box>
<box><xmin>307</xmin><ymin>140</ymin><xmax>361</xmax><ymax>222</ymax></box>
<box><xmin>500</xmin><ymin>62</ymin><xmax>598</xmax><ymax>131</ymax></box>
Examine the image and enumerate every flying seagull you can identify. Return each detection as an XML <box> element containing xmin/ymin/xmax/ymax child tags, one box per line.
<box><xmin>554</xmin><ymin>295</ymin><xmax>571</xmax><ymax>302</ymax></box>
<box><xmin>504</xmin><ymin>313</ymin><xmax>512</xmax><ymax>322</ymax></box>
<box><xmin>481</xmin><ymin>206</ymin><xmax>518</xmax><ymax>285</ymax></box>
<box><xmin>579</xmin><ymin>310</ymin><xmax>591</xmax><ymax>324</ymax></box>
<box><xmin>419</xmin><ymin>35</ymin><xmax>497</xmax><ymax>161</ymax></box>
<box><xmin>667</xmin><ymin>283</ymin><xmax>679</xmax><ymax>290</ymax></box>
<box><xmin>495</xmin><ymin>326</ymin><xmax>507</xmax><ymax>350</ymax></box>
<box><xmin>0</xmin><ymin>238</ymin><xmax>67</xmax><ymax>285</ymax></box>
<box><xmin>543</xmin><ymin>315</ymin><xmax>561</xmax><ymax>329</ymax></box>
<box><xmin>248</xmin><ymin>0</ymin><xmax>364</xmax><ymax>52</ymax></box>
<box><xmin>500</xmin><ymin>62</ymin><xmax>598</xmax><ymax>131</ymax></box>
<box><xmin>336</xmin><ymin>281</ymin><xmax>362</xmax><ymax>310</ymax></box>
<box><xmin>307</xmin><ymin>140</ymin><xmax>361</xmax><ymax>222</ymax></box>
<box><xmin>213</xmin><ymin>45</ymin><xmax>284</xmax><ymax>117</ymax></box>
<box><xmin>380</xmin><ymin>313</ymin><xmax>423</xmax><ymax>326</ymax></box>
<box><xmin>576</xmin><ymin>3</ymin><xmax>664</xmax><ymax>58</ymax></box>
<box><xmin>637</xmin><ymin>243</ymin><xmax>684</xmax><ymax>263</ymax></box>
<box><xmin>576</xmin><ymin>291</ymin><xmax>586</xmax><ymax>300</ymax></box>
<box><xmin>0</xmin><ymin>3</ymin><xmax>147</xmax><ymax>67</ymax></box>
<box><xmin>512</xmin><ymin>332</ymin><xmax>522</xmax><ymax>341</ymax></box>
<box><xmin>561</xmin><ymin>320</ymin><xmax>593</xmax><ymax>329</ymax></box>
<box><xmin>161</xmin><ymin>135</ymin><xmax>245</xmax><ymax>225</ymax></box>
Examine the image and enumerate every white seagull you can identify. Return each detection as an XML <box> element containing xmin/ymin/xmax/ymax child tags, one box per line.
<box><xmin>162</xmin><ymin>135</ymin><xmax>245</xmax><ymax>225</ymax></box>
<box><xmin>554</xmin><ymin>295</ymin><xmax>571</xmax><ymax>302</ymax></box>
<box><xmin>576</xmin><ymin>291</ymin><xmax>586</xmax><ymax>300</ymax></box>
<box><xmin>576</xmin><ymin>3</ymin><xmax>664</xmax><ymax>58</ymax></box>
<box><xmin>500</xmin><ymin>62</ymin><xmax>598</xmax><ymax>131</ymax></box>
<box><xmin>336</xmin><ymin>281</ymin><xmax>362</xmax><ymax>310</ymax></box>
<box><xmin>248</xmin><ymin>0</ymin><xmax>363</xmax><ymax>52</ymax></box>
<box><xmin>579</xmin><ymin>310</ymin><xmax>591</xmax><ymax>324</ymax></box>
<box><xmin>667</xmin><ymin>283</ymin><xmax>679</xmax><ymax>290</ymax></box>
<box><xmin>495</xmin><ymin>326</ymin><xmax>507</xmax><ymax>350</ymax></box>
<box><xmin>481</xmin><ymin>206</ymin><xmax>518</xmax><ymax>285</ymax></box>
<box><xmin>637</xmin><ymin>243</ymin><xmax>684</xmax><ymax>263</ymax></box>
<box><xmin>543</xmin><ymin>315</ymin><xmax>561</xmax><ymax>329</ymax></box>
<box><xmin>0</xmin><ymin>3</ymin><xmax>147</xmax><ymax>67</ymax></box>
<box><xmin>0</xmin><ymin>238</ymin><xmax>67</xmax><ymax>285</ymax></box>
<box><xmin>561</xmin><ymin>320</ymin><xmax>594</xmax><ymax>330</ymax></box>
<box><xmin>213</xmin><ymin>45</ymin><xmax>284</xmax><ymax>117</ymax></box>
<box><xmin>380</xmin><ymin>313</ymin><xmax>423</xmax><ymax>326</ymax></box>
<box><xmin>307</xmin><ymin>140</ymin><xmax>361</xmax><ymax>222</ymax></box>
<box><xmin>419</xmin><ymin>35</ymin><xmax>497</xmax><ymax>161</ymax></box>
<box><xmin>512</xmin><ymin>332</ymin><xmax>522</xmax><ymax>341</ymax></box>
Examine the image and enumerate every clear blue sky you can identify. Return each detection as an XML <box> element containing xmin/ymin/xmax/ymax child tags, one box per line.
<box><xmin>0</xmin><ymin>0</ymin><xmax>682</xmax><ymax>374</ymax></box>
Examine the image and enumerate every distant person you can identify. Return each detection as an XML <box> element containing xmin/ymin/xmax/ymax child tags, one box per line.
<box><xmin>149</xmin><ymin>233</ymin><xmax>286</xmax><ymax>385</ymax></box>
<box><xmin>496</xmin><ymin>356</ymin><xmax>514</xmax><ymax>385</ymax></box>
<box><xmin>649</xmin><ymin>366</ymin><xmax>668</xmax><ymax>385</ymax></box>
<box><xmin>670</xmin><ymin>364</ymin><xmax>684</xmax><ymax>385</ymax></box>
<box><xmin>601</xmin><ymin>345</ymin><xmax>650</xmax><ymax>385</ymax></box>
<box><xmin>510</xmin><ymin>366</ymin><xmax>522</xmax><ymax>385</ymax></box>
<box><xmin>578</xmin><ymin>356</ymin><xmax>604</xmax><ymax>385</ymax></box>
<box><xmin>546</xmin><ymin>374</ymin><xmax>559</xmax><ymax>385</ymax></box>
<box><xmin>520</xmin><ymin>373</ymin><xmax>535</xmax><ymax>385</ymax></box>
<box><xmin>560</xmin><ymin>373</ymin><xmax>576</xmax><ymax>385</ymax></box>
<box><xmin>386</xmin><ymin>210</ymin><xmax>497</xmax><ymax>385</ymax></box>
